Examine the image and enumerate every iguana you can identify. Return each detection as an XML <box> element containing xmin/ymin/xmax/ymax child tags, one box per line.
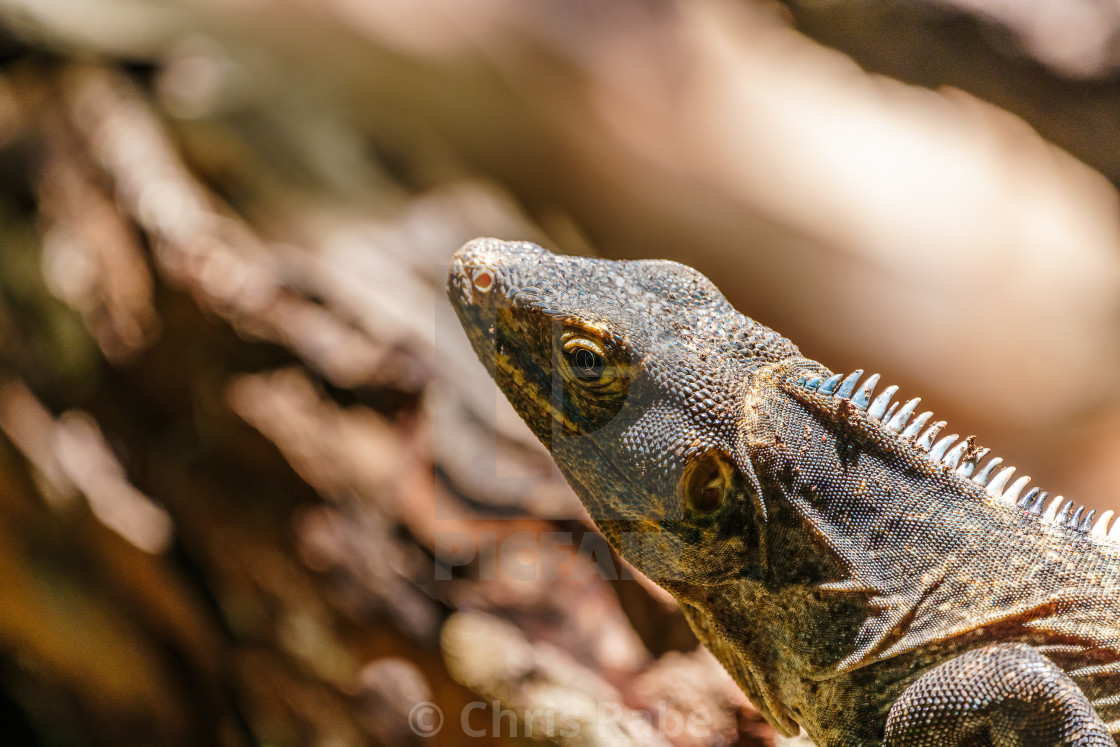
<box><xmin>446</xmin><ymin>237</ymin><xmax>1120</xmax><ymax>746</ymax></box>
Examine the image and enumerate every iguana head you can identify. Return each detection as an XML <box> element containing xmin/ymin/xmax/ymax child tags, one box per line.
<box><xmin>447</xmin><ymin>237</ymin><xmax>798</xmax><ymax>585</ymax></box>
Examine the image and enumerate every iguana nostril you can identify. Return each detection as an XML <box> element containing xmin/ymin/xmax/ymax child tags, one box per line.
<box><xmin>471</xmin><ymin>268</ymin><xmax>494</xmax><ymax>292</ymax></box>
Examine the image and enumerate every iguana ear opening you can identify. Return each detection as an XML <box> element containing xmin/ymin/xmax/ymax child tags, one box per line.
<box><xmin>681</xmin><ymin>451</ymin><xmax>733</xmax><ymax>514</ymax></box>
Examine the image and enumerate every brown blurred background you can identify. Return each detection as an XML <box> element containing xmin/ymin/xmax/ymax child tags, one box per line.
<box><xmin>0</xmin><ymin>0</ymin><xmax>1118</xmax><ymax>744</ymax></box>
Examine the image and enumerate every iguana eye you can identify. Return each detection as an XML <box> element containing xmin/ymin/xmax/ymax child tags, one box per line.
<box><xmin>560</xmin><ymin>333</ymin><xmax>614</xmax><ymax>386</ymax></box>
<box><xmin>557</xmin><ymin>325</ymin><xmax>630</xmax><ymax>402</ymax></box>
<box><xmin>570</xmin><ymin>347</ymin><xmax>605</xmax><ymax>380</ymax></box>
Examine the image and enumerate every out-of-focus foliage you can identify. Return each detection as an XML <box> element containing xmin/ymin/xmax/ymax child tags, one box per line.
<box><xmin>0</xmin><ymin>0</ymin><xmax>1117</xmax><ymax>745</ymax></box>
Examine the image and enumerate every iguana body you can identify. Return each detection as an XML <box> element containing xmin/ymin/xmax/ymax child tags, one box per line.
<box><xmin>447</xmin><ymin>238</ymin><xmax>1120</xmax><ymax>746</ymax></box>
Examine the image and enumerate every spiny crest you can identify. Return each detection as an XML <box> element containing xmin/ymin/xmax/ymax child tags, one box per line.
<box><xmin>794</xmin><ymin>369</ymin><xmax>1118</xmax><ymax>541</ymax></box>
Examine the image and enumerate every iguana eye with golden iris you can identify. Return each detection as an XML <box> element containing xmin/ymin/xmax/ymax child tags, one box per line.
<box><xmin>568</xmin><ymin>344</ymin><xmax>605</xmax><ymax>380</ymax></box>
<box><xmin>558</xmin><ymin>326</ymin><xmax>630</xmax><ymax>397</ymax></box>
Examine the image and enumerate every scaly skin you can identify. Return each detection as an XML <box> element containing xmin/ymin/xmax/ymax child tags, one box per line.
<box><xmin>447</xmin><ymin>238</ymin><xmax>1120</xmax><ymax>746</ymax></box>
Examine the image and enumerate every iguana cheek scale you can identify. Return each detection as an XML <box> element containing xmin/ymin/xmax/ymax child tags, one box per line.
<box><xmin>448</xmin><ymin>237</ymin><xmax>1120</xmax><ymax>746</ymax></box>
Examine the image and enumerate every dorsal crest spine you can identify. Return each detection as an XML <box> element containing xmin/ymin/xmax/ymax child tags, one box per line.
<box><xmin>792</xmin><ymin>369</ymin><xmax>1116</xmax><ymax>541</ymax></box>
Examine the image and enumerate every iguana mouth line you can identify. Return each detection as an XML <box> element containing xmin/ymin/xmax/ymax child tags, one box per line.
<box><xmin>456</xmin><ymin>305</ymin><xmax>587</xmax><ymax>437</ymax></box>
<box><xmin>793</xmin><ymin>368</ymin><xmax>1116</xmax><ymax>542</ymax></box>
<box><xmin>491</xmin><ymin>349</ymin><xmax>583</xmax><ymax>435</ymax></box>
